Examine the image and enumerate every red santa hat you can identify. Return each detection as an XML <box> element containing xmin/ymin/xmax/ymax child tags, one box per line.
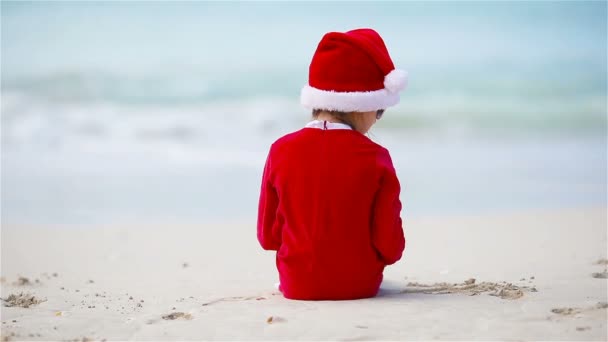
<box><xmin>301</xmin><ymin>28</ymin><xmax>408</xmax><ymax>112</ymax></box>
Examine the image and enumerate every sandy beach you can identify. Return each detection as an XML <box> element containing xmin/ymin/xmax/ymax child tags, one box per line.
<box><xmin>1</xmin><ymin>206</ymin><xmax>606</xmax><ymax>341</ymax></box>
<box><xmin>2</xmin><ymin>1</ymin><xmax>606</xmax><ymax>341</ymax></box>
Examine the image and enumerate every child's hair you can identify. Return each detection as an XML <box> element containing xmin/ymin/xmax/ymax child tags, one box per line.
<box><xmin>311</xmin><ymin>109</ymin><xmax>361</xmax><ymax>131</ymax></box>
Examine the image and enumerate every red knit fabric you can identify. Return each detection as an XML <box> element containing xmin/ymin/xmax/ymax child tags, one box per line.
<box><xmin>309</xmin><ymin>28</ymin><xmax>395</xmax><ymax>92</ymax></box>
<box><xmin>257</xmin><ymin>127</ymin><xmax>406</xmax><ymax>300</ymax></box>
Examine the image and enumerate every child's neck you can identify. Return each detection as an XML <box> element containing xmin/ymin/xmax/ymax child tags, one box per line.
<box><xmin>315</xmin><ymin>112</ymin><xmax>344</xmax><ymax>123</ymax></box>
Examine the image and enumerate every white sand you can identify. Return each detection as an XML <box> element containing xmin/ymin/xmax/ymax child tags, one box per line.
<box><xmin>1</xmin><ymin>207</ymin><xmax>606</xmax><ymax>341</ymax></box>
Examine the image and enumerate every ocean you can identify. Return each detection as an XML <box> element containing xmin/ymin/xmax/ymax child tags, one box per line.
<box><xmin>1</xmin><ymin>1</ymin><xmax>606</xmax><ymax>225</ymax></box>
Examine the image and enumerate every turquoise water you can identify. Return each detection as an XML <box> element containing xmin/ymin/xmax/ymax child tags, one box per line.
<box><xmin>2</xmin><ymin>1</ymin><xmax>606</xmax><ymax>136</ymax></box>
<box><xmin>1</xmin><ymin>2</ymin><xmax>606</xmax><ymax>224</ymax></box>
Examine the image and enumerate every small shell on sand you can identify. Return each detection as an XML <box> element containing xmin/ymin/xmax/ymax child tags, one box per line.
<box><xmin>266</xmin><ymin>316</ymin><xmax>286</xmax><ymax>324</ymax></box>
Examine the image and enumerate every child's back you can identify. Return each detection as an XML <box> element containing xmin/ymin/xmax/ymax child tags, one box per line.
<box><xmin>258</xmin><ymin>28</ymin><xmax>407</xmax><ymax>300</ymax></box>
<box><xmin>258</xmin><ymin>126</ymin><xmax>404</xmax><ymax>300</ymax></box>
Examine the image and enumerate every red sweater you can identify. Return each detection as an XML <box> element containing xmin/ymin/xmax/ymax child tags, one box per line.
<box><xmin>257</xmin><ymin>126</ymin><xmax>405</xmax><ymax>300</ymax></box>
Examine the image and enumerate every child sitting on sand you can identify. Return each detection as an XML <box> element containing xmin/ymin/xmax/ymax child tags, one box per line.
<box><xmin>257</xmin><ymin>28</ymin><xmax>407</xmax><ymax>300</ymax></box>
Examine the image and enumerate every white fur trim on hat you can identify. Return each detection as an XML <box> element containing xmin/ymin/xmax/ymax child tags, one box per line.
<box><xmin>300</xmin><ymin>85</ymin><xmax>400</xmax><ymax>112</ymax></box>
<box><xmin>384</xmin><ymin>69</ymin><xmax>408</xmax><ymax>93</ymax></box>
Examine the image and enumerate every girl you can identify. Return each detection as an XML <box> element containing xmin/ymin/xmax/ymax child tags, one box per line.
<box><xmin>257</xmin><ymin>28</ymin><xmax>407</xmax><ymax>300</ymax></box>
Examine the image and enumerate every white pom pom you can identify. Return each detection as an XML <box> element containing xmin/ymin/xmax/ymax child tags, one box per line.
<box><xmin>384</xmin><ymin>69</ymin><xmax>408</xmax><ymax>93</ymax></box>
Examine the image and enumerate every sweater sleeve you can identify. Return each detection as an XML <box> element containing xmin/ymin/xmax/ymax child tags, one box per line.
<box><xmin>371</xmin><ymin>149</ymin><xmax>406</xmax><ymax>265</ymax></box>
<box><xmin>257</xmin><ymin>148</ymin><xmax>281</xmax><ymax>251</ymax></box>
